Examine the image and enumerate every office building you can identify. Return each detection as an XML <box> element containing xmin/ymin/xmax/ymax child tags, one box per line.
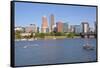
<box><xmin>41</xmin><ymin>16</ymin><xmax>48</xmax><ymax>33</ymax></box>
<box><xmin>37</xmin><ymin>27</ymin><xmax>39</xmax><ymax>33</ymax></box>
<box><xmin>25</xmin><ymin>24</ymin><xmax>37</xmax><ymax>33</ymax></box>
<box><xmin>50</xmin><ymin>14</ymin><xmax>55</xmax><ymax>32</ymax></box>
<box><xmin>81</xmin><ymin>22</ymin><xmax>89</xmax><ymax>33</ymax></box>
<box><xmin>69</xmin><ymin>25</ymin><xmax>75</xmax><ymax>33</ymax></box>
<box><xmin>74</xmin><ymin>25</ymin><xmax>81</xmax><ymax>34</ymax></box>
<box><xmin>63</xmin><ymin>22</ymin><xmax>69</xmax><ymax>33</ymax></box>
<box><xmin>56</xmin><ymin>21</ymin><xmax>63</xmax><ymax>32</ymax></box>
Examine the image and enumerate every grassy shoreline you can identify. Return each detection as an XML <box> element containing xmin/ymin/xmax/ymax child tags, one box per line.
<box><xmin>15</xmin><ymin>36</ymin><xmax>82</xmax><ymax>41</ymax></box>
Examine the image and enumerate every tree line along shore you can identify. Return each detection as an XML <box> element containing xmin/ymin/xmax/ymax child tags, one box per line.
<box><xmin>15</xmin><ymin>31</ymin><xmax>81</xmax><ymax>40</ymax></box>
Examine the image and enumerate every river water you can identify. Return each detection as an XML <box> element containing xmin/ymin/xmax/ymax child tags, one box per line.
<box><xmin>15</xmin><ymin>38</ymin><xmax>97</xmax><ymax>66</ymax></box>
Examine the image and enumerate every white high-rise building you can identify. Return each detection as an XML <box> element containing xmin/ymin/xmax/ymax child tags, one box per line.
<box><xmin>81</xmin><ymin>22</ymin><xmax>89</xmax><ymax>33</ymax></box>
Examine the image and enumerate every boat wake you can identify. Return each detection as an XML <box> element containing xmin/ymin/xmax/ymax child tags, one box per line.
<box><xmin>23</xmin><ymin>44</ymin><xmax>39</xmax><ymax>48</ymax></box>
<box><xmin>83</xmin><ymin>43</ymin><xmax>94</xmax><ymax>50</ymax></box>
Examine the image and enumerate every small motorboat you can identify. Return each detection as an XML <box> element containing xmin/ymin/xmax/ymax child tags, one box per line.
<box><xmin>83</xmin><ymin>43</ymin><xmax>94</xmax><ymax>50</ymax></box>
<box><xmin>53</xmin><ymin>37</ymin><xmax>56</xmax><ymax>40</ymax></box>
<box><xmin>28</xmin><ymin>38</ymin><xmax>34</xmax><ymax>41</ymax></box>
<box><xmin>83</xmin><ymin>37</ymin><xmax>94</xmax><ymax>50</ymax></box>
<box><xmin>23</xmin><ymin>46</ymin><xmax>28</xmax><ymax>48</ymax></box>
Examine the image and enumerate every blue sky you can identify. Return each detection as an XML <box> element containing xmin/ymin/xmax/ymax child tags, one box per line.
<box><xmin>15</xmin><ymin>2</ymin><xmax>96</xmax><ymax>28</ymax></box>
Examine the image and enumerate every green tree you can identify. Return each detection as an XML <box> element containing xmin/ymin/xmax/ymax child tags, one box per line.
<box><xmin>39</xmin><ymin>33</ymin><xmax>45</xmax><ymax>38</ymax></box>
<box><xmin>55</xmin><ymin>32</ymin><xmax>62</xmax><ymax>36</ymax></box>
<box><xmin>29</xmin><ymin>32</ymin><xmax>33</xmax><ymax>38</ymax></box>
<box><xmin>15</xmin><ymin>31</ymin><xmax>21</xmax><ymax>39</ymax></box>
<box><xmin>67</xmin><ymin>33</ymin><xmax>75</xmax><ymax>38</ymax></box>
<box><xmin>35</xmin><ymin>33</ymin><xmax>39</xmax><ymax>37</ymax></box>
<box><xmin>50</xmin><ymin>32</ymin><xmax>55</xmax><ymax>36</ymax></box>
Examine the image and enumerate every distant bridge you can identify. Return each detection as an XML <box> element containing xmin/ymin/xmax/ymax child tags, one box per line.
<box><xmin>80</xmin><ymin>32</ymin><xmax>97</xmax><ymax>38</ymax></box>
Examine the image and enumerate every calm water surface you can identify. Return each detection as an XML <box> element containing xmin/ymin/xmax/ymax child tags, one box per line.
<box><xmin>15</xmin><ymin>38</ymin><xmax>96</xmax><ymax>66</ymax></box>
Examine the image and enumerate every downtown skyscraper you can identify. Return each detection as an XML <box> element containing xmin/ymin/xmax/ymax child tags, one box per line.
<box><xmin>81</xmin><ymin>22</ymin><xmax>89</xmax><ymax>33</ymax></box>
<box><xmin>63</xmin><ymin>22</ymin><xmax>69</xmax><ymax>33</ymax></box>
<box><xmin>74</xmin><ymin>25</ymin><xmax>81</xmax><ymax>34</ymax></box>
<box><xmin>56</xmin><ymin>21</ymin><xmax>63</xmax><ymax>32</ymax></box>
<box><xmin>41</xmin><ymin>16</ymin><xmax>49</xmax><ymax>33</ymax></box>
<box><xmin>50</xmin><ymin>14</ymin><xmax>55</xmax><ymax>32</ymax></box>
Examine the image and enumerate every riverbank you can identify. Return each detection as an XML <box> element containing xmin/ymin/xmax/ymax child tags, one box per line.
<box><xmin>15</xmin><ymin>35</ymin><xmax>96</xmax><ymax>41</ymax></box>
<box><xmin>15</xmin><ymin>36</ymin><xmax>82</xmax><ymax>41</ymax></box>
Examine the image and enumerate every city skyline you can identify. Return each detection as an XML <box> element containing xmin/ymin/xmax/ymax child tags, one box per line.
<box><xmin>15</xmin><ymin>2</ymin><xmax>96</xmax><ymax>28</ymax></box>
